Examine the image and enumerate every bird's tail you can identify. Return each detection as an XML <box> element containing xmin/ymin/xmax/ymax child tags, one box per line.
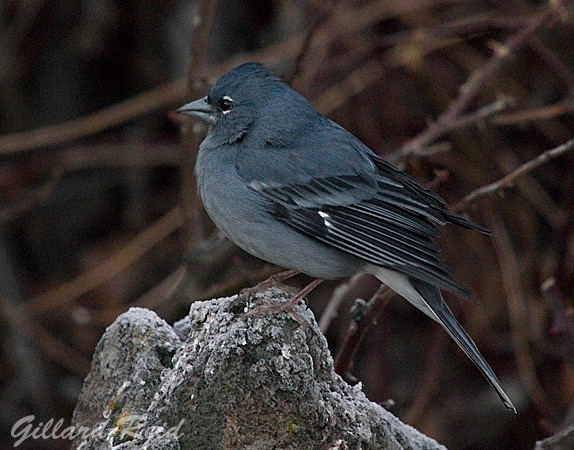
<box><xmin>369</xmin><ymin>266</ymin><xmax>516</xmax><ymax>413</ymax></box>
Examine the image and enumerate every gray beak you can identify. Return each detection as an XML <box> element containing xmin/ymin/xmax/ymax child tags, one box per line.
<box><xmin>177</xmin><ymin>96</ymin><xmax>217</xmax><ymax>125</ymax></box>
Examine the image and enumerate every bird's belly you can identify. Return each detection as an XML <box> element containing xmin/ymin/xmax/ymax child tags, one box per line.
<box><xmin>198</xmin><ymin>169</ymin><xmax>360</xmax><ymax>279</ymax></box>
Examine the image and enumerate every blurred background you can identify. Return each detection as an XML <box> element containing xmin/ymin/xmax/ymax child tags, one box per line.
<box><xmin>1</xmin><ymin>0</ymin><xmax>573</xmax><ymax>449</ymax></box>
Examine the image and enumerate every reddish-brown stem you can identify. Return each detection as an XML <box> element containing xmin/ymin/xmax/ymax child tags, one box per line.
<box><xmin>456</xmin><ymin>137</ymin><xmax>574</xmax><ymax>211</ymax></box>
<box><xmin>334</xmin><ymin>286</ymin><xmax>394</xmax><ymax>377</ymax></box>
<box><xmin>400</xmin><ymin>4</ymin><xmax>563</xmax><ymax>156</ymax></box>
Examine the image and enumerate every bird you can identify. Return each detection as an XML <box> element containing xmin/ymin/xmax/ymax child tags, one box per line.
<box><xmin>177</xmin><ymin>62</ymin><xmax>516</xmax><ymax>412</ymax></box>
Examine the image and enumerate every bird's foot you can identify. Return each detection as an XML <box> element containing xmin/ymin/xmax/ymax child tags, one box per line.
<box><xmin>244</xmin><ymin>296</ymin><xmax>309</xmax><ymax>328</ymax></box>
<box><xmin>243</xmin><ymin>278</ymin><xmax>324</xmax><ymax>328</ymax></box>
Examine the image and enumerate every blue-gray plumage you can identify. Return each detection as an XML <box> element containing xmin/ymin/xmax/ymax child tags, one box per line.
<box><xmin>177</xmin><ymin>62</ymin><xmax>516</xmax><ymax>412</ymax></box>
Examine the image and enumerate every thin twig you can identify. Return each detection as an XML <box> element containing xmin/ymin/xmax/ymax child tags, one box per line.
<box><xmin>0</xmin><ymin>79</ymin><xmax>186</xmax><ymax>156</ymax></box>
<box><xmin>319</xmin><ymin>273</ymin><xmax>365</xmax><ymax>333</ymax></box>
<box><xmin>456</xmin><ymin>137</ymin><xmax>574</xmax><ymax>210</ymax></box>
<box><xmin>1</xmin><ymin>143</ymin><xmax>180</xmax><ymax>224</ymax></box>
<box><xmin>180</xmin><ymin>0</ymin><xmax>219</xmax><ymax>246</ymax></box>
<box><xmin>535</xmin><ymin>426</ymin><xmax>574</xmax><ymax>450</ymax></box>
<box><xmin>314</xmin><ymin>59</ymin><xmax>387</xmax><ymax>115</ymax></box>
<box><xmin>494</xmin><ymin>150</ymin><xmax>568</xmax><ymax>228</ymax></box>
<box><xmin>334</xmin><ymin>286</ymin><xmax>394</xmax><ymax>377</ymax></box>
<box><xmin>60</xmin><ymin>142</ymin><xmax>181</xmax><ymax>169</ymax></box>
<box><xmin>441</xmin><ymin>5</ymin><xmax>558</xmax><ymax>122</ymax></box>
<box><xmin>400</xmin><ymin>3</ymin><xmax>563</xmax><ymax>156</ymax></box>
<box><xmin>389</xmin><ymin>98</ymin><xmax>512</xmax><ymax>163</ymax></box>
<box><xmin>0</xmin><ymin>33</ymin><xmax>308</xmax><ymax>155</ymax></box>
<box><xmin>27</xmin><ymin>206</ymin><xmax>183</xmax><ymax>315</ymax></box>
<box><xmin>375</xmin><ymin>14</ymin><xmax>533</xmax><ymax>50</ymax></box>
<box><xmin>186</xmin><ymin>0</ymin><xmax>218</xmax><ymax>93</ymax></box>
<box><xmin>491</xmin><ymin>100</ymin><xmax>574</xmax><ymax>125</ymax></box>
<box><xmin>489</xmin><ymin>216</ymin><xmax>552</xmax><ymax>417</ymax></box>
<box><xmin>0</xmin><ymin>296</ymin><xmax>91</xmax><ymax>376</ymax></box>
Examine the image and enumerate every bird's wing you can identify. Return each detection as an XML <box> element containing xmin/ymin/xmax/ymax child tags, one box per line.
<box><xmin>236</xmin><ymin>127</ymin><xmax>485</xmax><ymax>297</ymax></box>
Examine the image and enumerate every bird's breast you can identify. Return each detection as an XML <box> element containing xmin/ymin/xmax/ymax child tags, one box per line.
<box><xmin>194</xmin><ymin>143</ymin><xmax>361</xmax><ymax>279</ymax></box>
<box><xmin>195</xmin><ymin>144</ymin><xmax>270</xmax><ymax>251</ymax></box>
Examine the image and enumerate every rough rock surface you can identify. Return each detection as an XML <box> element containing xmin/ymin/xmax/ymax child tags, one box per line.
<box><xmin>72</xmin><ymin>287</ymin><xmax>446</xmax><ymax>449</ymax></box>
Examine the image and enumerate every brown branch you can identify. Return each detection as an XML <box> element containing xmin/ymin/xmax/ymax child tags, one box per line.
<box><xmin>489</xmin><ymin>216</ymin><xmax>552</xmax><ymax>417</ymax></box>
<box><xmin>491</xmin><ymin>100</ymin><xmax>574</xmax><ymax>125</ymax></box>
<box><xmin>1</xmin><ymin>142</ymin><xmax>179</xmax><ymax>225</ymax></box>
<box><xmin>334</xmin><ymin>286</ymin><xmax>395</xmax><ymax>377</ymax></box>
<box><xmin>0</xmin><ymin>4</ymin><xmax>565</xmax><ymax>159</ymax></box>
<box><xmin>456</xmin><ymin>137</ymin><xmax>574</xmax><ymax>210</ymax></box>
<box><xmin>314</xmin><ymin>59</ymin><xmax>387</xmax><ymax>115</ymax></box>
<box><xmin>440</xmin><ymin>5</ymin><xmax>558</xmax><ymax>122</ymax></box>
<box><xmin>58</xmin><ymin>143</ymin><xmax>182</xmax><ymax>170</ymax></box>
<box><xmin>535</xmin><ymin>426</ymin><xmax>574</xmax><ymax>450</ymax></box>
<box><xmin>399</xmin><ymin>3</ymin><xmax>563</xmax><ymax>156</ymax></box>
<box><xmin>0</xmin><ymin>33</ymin><xmax>308</xmax><ymax>156</ymax></box>
<box><xmin>27</xmin><ymin>206</ymin><xmax>183</xmax><ymax>316</ymax></box>
<box><xmin>0</xmin><ymin>79</ymin><xmax>187</xmax><ymax>156</ymax></box>
<box><xmin>180</xmin><ymin>0</ymin><xmax>219</xmax><ymax>246</ymax></box>
<box><xmin>319</xmin><ymin>273</ymin><xmax>365</xmax><ymax>333</ymax></box>
<box><xmin>493</xmin><ymin>150</ymin><xmax>569</xmax><ymax>228</ymax></box>
<box><xmin>0</xmin><ymin>296</ymin><xmax>91</xmax><ymax>376</ymax></box>
<box><xmin>389</xmin><ymin>98</ymin><xmax>512</xmax><ymax>163</ymax></box>
<box><xmin>186</xmin><ymin>0</ymin><xmax>218</xmax><ymax>93</ymax></box>
<box><xmin>375</xmin><ymin>14</ymin><xmax>533</xmax><ymax>49</ymax></box>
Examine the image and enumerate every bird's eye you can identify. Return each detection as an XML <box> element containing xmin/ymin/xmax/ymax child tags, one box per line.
<box><xmin>219</xmin><ymin>96</ymin><xmax>234</xmax><ymax>113</ymax></box>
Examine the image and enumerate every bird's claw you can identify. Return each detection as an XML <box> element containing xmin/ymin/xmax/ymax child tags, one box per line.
<box><xmin>244</xmin><ymin>298</ymin><xmax>308</xmax><ymax>328</ymax></box>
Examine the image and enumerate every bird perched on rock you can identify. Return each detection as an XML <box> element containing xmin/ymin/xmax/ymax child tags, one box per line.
<box><xmin>177</xmin><ymin>62</ymin><xmax>515</xmax><ymax>412</ymax></box>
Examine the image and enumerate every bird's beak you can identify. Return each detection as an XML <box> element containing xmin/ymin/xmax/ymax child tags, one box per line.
<box><xmin>177</xmin><ymin>96</ymin><xmax>217</xmax><ymax>125</ymax></box>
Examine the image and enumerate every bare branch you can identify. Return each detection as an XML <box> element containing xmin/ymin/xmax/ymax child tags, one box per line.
<box><xmin>399</xmin><ymin>3</ymin><xmax>564</xmax><ymax>157</ymax></box>
<box><xmin>491</xmin><ymin>100</ymin><xmax>574</xmax><ymax>126</ymax></box>
<box><xmin>457</xmin><ymin>137</ymin><xmax>574</xmax><ymax>210</ymax></box>
<box><xmin>180</xmin><ymin>0</ymin><xmax>219</xmax><ymax>246</ymax></box>
<box><xmin>0</xmin><ymin>34</ymin><xmax>307</xmax><ymax>155</ymax></box>
<box><xmin>0</xmin><ymin>79</ymin><xmax>187</xmax><ymax>156</ymax></box>
<box><xmin>334</xmin><ymin>286</ymin><xmax>394</xmax><ymax>377</ymax></box>
<box><xmin>27</xmin><ymin>207</ymin><xmax>183</xmax><ymax>316</ymax></box>
<box><xmin>319</xmin><ymin>273</ymin><xmax>365</xmax><ymax>333</ymax></box>
<box><xmin>389</xmin><ymin>98</ymin><xmax>512</xmax><ymax>163</ymax></box>
<box><xmin>488</xmin><ymin>216</ymin><xmax>552</xmax><ymax>417</ymax></box>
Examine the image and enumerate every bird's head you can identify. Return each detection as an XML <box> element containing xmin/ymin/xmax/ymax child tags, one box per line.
<box><xmin>177</xmin><ymin>62</ymin><xmax>317</xmax><ymax>145</ymax></box>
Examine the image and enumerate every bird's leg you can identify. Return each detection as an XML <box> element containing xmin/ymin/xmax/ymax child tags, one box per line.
<box><xmin>244</xmin><ymin>278</ymin><xmax>324</xmax><ymax>326</ymax></box>
<box><xmin>256</xmin><ymin>268</ymin><xmax>300</xmax><ymax>290</ymax></box>
<box><xmin>239</xmin><ymin>269</ymin><xmax>300</xmax><ymax>299</ymax></box>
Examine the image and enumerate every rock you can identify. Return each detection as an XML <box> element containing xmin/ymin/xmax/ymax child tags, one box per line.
<box><xmin>72</xmin><ymin>287</ymin><xmax>445</xmax><ymax>450</ymax></box>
